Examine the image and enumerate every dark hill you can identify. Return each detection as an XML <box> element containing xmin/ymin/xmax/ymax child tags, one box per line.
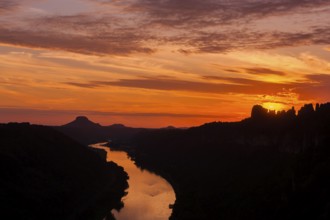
<box><xmin>57</xmin><ymin>116</ymin><xmax>108</xmax><ymax>145</ymax></box>
<box><xmin>0</xmin><ymin>123</ymin><xmax>128</xmax><ymax>220</ymax></box>
<box><xmin>56</xmin><ymin>116</ymin><xmax>147</xmax><ymax>145</ymax></box>
<box><xmin>63</xmin><ymin>116</ymin><xmax>102</xmax><ymax>128</ymax></box>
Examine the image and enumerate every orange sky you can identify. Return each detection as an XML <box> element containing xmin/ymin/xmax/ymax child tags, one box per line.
<box><xmin>1</xmin><ymin>0</ymin><xmax>330</xmax><ymax>127</ymax></box>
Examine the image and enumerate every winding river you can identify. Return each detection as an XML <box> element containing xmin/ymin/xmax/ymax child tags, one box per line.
<box><xmin>90</xmin><ymin>143</ymin><xmax>176</xmax><ymax>220</ymax></box>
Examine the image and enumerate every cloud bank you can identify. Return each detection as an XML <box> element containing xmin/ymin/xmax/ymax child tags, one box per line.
<box><xmin>1</xmin><ymin>0</ymin><xmax>330</xmax><ymax>55</ymax></box>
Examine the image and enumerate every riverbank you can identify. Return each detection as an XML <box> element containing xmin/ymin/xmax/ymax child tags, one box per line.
<box><xmin>91</xmin><ymin>142</ymin><xmax>176</xmax><ymax>220</ymax></box>
<box><xmin>121</xmin><ymin>149</ymin><xmax>181</xmax><ymax>219</ymax></box>
<box><xmin>0</xmin><ymin>123</ymin><xmax>128</xmax><ymax>220</ymax></box>
<box><xmin>106</xmin><ymin>142</ymin><xmax>181</xmax><ymax>218</ymax></box>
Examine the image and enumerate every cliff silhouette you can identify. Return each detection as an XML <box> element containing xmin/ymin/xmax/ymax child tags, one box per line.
<box><xmin>122</xmin><ymin>102</ymin><xmax>330</xmax><ymax>220</ymax></box>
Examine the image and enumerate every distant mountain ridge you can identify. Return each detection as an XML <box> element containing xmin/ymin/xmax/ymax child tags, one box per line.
<box><xmin>55</xmin><ymin>116</ymin><xmax>147</xmax><ymax>145</ymax></box>
<box><xmin>56</xmin><ymin>102</ymin><xmax>330</xmax><ymax>146</ymax></box>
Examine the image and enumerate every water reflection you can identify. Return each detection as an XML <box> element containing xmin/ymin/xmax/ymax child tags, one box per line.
<box><xmin>91</xmin><ymin>143</ymin><xmax>175</xmax><ymax>220</ymax></box>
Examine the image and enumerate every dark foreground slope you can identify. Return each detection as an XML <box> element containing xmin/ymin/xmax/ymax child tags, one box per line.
<box><xmin>128</xmin><ymin>103</ymin><xmax>330</xmax><ymax>220</ymax></box>
<box><xmin>0</xmin><ymin>123</ymin><xmax>128</xmax><ymax>220</ymax></box>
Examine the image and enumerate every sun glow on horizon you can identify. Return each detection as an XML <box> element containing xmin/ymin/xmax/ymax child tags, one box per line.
<box><xmin>0</xmin><ymin>0</ymin><xmax>330</xmax><ymax>127</ymax></box>
<box><xmin>262</xmin><ymin>102</ymin><xmax>285</xmax><ymax>112</ymax></box>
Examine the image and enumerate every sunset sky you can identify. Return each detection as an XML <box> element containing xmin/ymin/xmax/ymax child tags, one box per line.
<box><xmin>1</xmin><ymin>0</ymin><xmax>330</xmax><ymax>127</ymax></box>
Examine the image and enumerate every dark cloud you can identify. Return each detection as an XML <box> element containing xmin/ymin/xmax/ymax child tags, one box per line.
<box><xmin>244</xmin><ymin>67</ymin><xmax>286</xmax><ymax>76</ymax></box>
<box><xmin>307</xmin><ymin>74</ymin><xmax>330</xmax><ymax>83</ymax></box>
<box><xmin>65</xmin><ymin>74</ymin><xmax>330</xmax><ymax>101</ymax></box>
<box><xmin>36</xmin><ymin>14</ymin><xmax>118</xmax><ymax>34</ymax></box>
<box><xmin>0</xmin><ymin>9</ymin><xmax>155</xmax><ymax>55</ymax></box>
<box><xmin>65</xmin><ymin>82</ymin><xmax>98</xmax><ymax>88</ymax></box>
<box><xmin>128</xmin><ymin>0</ymin><xmax>330</xmax><ymax>28</ymax></box>
<box><xmin>173</xmin><ymin>26</ymin><xmax>330</xmax><ymax>53</ymax></box>
<box><xmin>0</xmin><ymin>23</ymin><xmax>155</xmax><ymax>55</ymax></box>
<box><xmin>65</xmin><ymin>76</ymin><xmax>292</xmax><ymax>95</ymax></box>
<box><xmin>202</xmin><ymin>75</ymin><xmax>290</xmax><ymax>88</ymax></box>
<box><xmin>1</xmin><ymin>0</ymin><xmax>330</xmax><ymax>55</ymax></box>
<box><xmin>0</xmin><ymin>0</ymin><xmax>42</xmax><ymax>14</ymax></box>
<box><xmin>210</xmin><ymin>66</ymin><xmax>287</xmax><ymax>76</ymax></box>
<box><xmin>295</xmin><ymin>74</ymin><xmax>330</xmax><ymax>100</ymax></box>
<box><xmin>0</xmin><ymin>0</ymin><xmax>19</xmax><ymax>14</ymax></box>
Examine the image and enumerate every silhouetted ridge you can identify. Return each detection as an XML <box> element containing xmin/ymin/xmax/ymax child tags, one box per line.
<box><xmin>108</xmin><ymin>124</ymin><xmax>126</xmax><ymax>129</ymax></box>
<box><xmin>116</xmin><ymin>102</ymin><xmax>330</xmax><ymax>220</ymax></box>
<box><xmin>55</xmin><ymin>117</ymin><xmax>147</xmax><ymax>145</ymax></box>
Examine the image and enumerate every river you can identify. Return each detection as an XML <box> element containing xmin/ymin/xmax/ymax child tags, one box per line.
<box><xmin>90</xmin><ymin>143</ymin><xmax>176</xmax><ymax>220</ymax></box>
